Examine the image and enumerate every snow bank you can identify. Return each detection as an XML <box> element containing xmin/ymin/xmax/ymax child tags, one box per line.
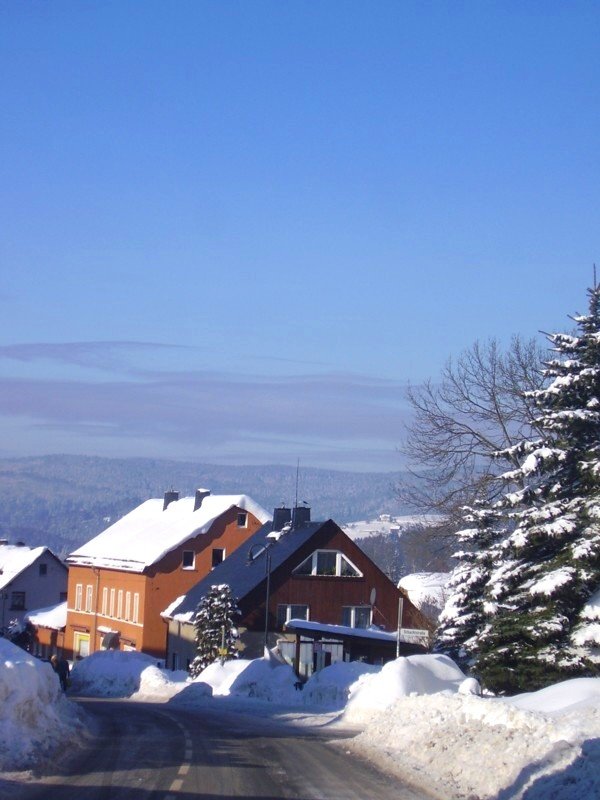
<box><xmin>301</xmin><ymin>660</ymin><xmax>379</xmax><ymax>708</ymax></box>
<box><xmin>194</xmin><ymin>653</ymin><xmax>300</xmax><ymax>702</ymax></box>
<box><xmin>0</xmin><ymin>639</ymin><xmax>83</xmax><ymax>771</ymax></box>
<box><xmin>70</xmin><ymin>650</ymin><xmax>187</xmax><ymax>700</ymax></box>
<box><xmin>344</xmin><ymin>653</ymin><xmax>469</xmax><ymax>719</ymax></box>
<box><xmin>348</xmin><ymin>674</ymin><xmax>600</xmax><ymax>800</ymax></box>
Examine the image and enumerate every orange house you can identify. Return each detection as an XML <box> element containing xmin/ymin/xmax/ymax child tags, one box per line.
<box><xmin>64</xmin><ymin>489</ymin><xmax>270</xmax><ymax>661</ymax></box>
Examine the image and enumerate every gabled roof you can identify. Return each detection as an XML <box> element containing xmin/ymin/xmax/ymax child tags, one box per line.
<box><xmin>0</xmin><ymin>545</ymin><xmax>57</xmax><ymax>591</ymax></box>
<box><xmin>66</xmin><ymin>494</ymin><xmax>271</xmax><ymax>573</ymax></box>
<box><xmin>163</xmin><ymin>519</ymin><xmax>335</xmax><ymax>623</ymax></box>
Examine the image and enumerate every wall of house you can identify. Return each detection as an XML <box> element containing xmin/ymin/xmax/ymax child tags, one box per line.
<box><xmin>242</xmin><ymin>521</ymin><xmax>411</xmax><ymax>636</ymax></box>
<box><xmin>64</xmin><ymin>505</ymin><xmax>264</xmax><ymax>660</ymax></box>
<box><xmin>1</xmin><ymin>553</ymin><xmax>67</xmax><ymax>631</ymax></box>
<box><xmin>29</xmin><ymin>626</ymin><xmax>65</xmax><ymax>660</ymax></box>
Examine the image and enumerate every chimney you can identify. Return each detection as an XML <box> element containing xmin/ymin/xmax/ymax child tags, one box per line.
<box><xmin>272</xmin><ymin>506</ymin><xmax>292</xmax><ymax>532</ymax></box>
<box><xmin>194</xmin><ymin>488</ymin><xmax>211</xmax><ymax>511</ymax></box>
<box><xmin>163</xmin><ymin>490</ymin><xmax>179</xmax><ymax>511</ymax></box>
<box><xmin>292</xmin><ymin>504</ymin><xmax>311</xmax><ymax>529</ymax></box>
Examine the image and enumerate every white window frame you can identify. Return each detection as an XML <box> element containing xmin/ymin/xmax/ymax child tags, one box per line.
<box><xmin>132</xmin><ymin>593</ymin><xmax>140</xmax><ymax>624</ymax></box>
<box><xmin>125</xmin><ymin>591</ymin><xmax>131</xmax><ymax>621</ymax></box>
<box><xmin>342</xmin><ymin>605</ymin><xmax>372</xmax><ymax>629</ymax></box>
<box><xmin>85</xmin><ymin>585</ymin><xmax>93</xmax><ymax>612</ymax></box>
<box><xmin>277</xmin><ymin>604</ymin><xmax>309</xmax><ymax>628</ymax></box>
<box><xmin>75</xmin><ymin>583</ymin><xmax>83</xmax><ymax>611</ymax></box>
<box><xmin>101</xmin><ymin>587</ymin><xmax>108</xmax><ymax>616</ymax></box>
<box><xmin>117</xmin><ymin>590</ymin><xmax>123</xmax><ymax>619</ymax></box>
<box><xmin>293</xmin><ymin>550</ymin><xmax>363</xmax><ymax>578</ymax></box>
<box><xmin>237</xmin><ymin>512</ymin><xmax>248</xmax><ymax>528</ymax></box>
<box><xmin>109</xmin><ymin>588</ymin><xmax>116</xmax><ymax>617</ymax></box>
<box><xmin>182</xmin><ymin>550</ymin><xmax>195</xmax><ymax>570</ymax></box>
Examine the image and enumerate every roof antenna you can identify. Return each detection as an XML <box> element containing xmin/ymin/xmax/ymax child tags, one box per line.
<box><xmin>594</xmin><ymin>263</ymin><xmax>597</xmax><ymax>289</ymax></box>
<box><xmin>294</xmin><ymin>458</ymin><xmax>300</xmax><ymax>509</ymax></box>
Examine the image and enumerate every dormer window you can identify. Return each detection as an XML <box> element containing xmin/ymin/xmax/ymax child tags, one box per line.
<box><xmin>237</xmin><ymin>512</ymin><xmax>248</xmax><ymax>528</ymax></box>
<box><xmin>293</xmin><ymin>550</ymin><xmax>362</xmax><ymax>577</ymax></box>
<box><xmin>182</xmin><ymin>550</ymin><xmax>195</xmax><ymax>570</ymax></box>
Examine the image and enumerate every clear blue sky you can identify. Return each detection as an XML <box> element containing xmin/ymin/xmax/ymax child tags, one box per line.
<box><xmin>0</xmin><ymin>2</ymin><xmax>598</xmax><ymax>471</ymax></box>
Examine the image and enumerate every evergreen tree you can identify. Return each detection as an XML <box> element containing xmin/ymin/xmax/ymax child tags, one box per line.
<box><xmin>474</xmin><ymin>284</ymin><xmax>600</xmax><ymax>692</ymax></box>
<box><xmin>190</xmin><ymin>584</ymin><xmax>240</xmax><ymax>678</ymax></box>
<box><xmin>434</xmin><ymin>503</ymin><xmax>508</xmax><ymax>668</ymax></box>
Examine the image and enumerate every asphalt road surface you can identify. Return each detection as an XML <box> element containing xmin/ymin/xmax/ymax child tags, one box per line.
<box><xmin>5</xmin><ymin>698</ymin><xmax>435</xmax><ymax>800</ymax></box>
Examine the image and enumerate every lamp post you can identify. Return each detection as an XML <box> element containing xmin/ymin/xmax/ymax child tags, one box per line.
<box><xmin>247</xmin><ymin>543</ymin><xmax>272</xmax><ymax>652</ymax></box>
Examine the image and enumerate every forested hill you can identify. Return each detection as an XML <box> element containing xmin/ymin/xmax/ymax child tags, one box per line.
<box><xmin>0</xmin><ymin>455</ymin><xmax>408</xmax><ymax>558</ymax></box>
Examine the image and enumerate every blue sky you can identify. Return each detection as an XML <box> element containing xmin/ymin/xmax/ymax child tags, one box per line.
<box><xmin>0</xmin><ymin>2</ymin><xmax>598</xmax><ymax>471</ymax></box>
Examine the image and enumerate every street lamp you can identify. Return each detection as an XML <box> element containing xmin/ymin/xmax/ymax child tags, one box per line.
<box><xmin>247</xmin><ymin>543</ymin><xmax>272</xmax><ymax>652</ymax></box>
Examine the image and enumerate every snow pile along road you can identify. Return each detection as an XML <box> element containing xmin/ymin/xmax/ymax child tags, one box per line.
<box><xmin>345</xmin><ymin>666</ymin><xmax>600</xmax><ymax>800</ymax></box>
<box><xmin>0</xmin><ymin>639</ymin><xmax>84</xmax><ymax>771</ymax></box>
<box><xmin>70</xmin><ymin>649</ymin><xmax>187</xmax><ymax>700</ymax></box>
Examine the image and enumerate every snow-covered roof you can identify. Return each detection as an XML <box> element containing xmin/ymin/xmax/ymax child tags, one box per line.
<box><xmin>285</xmin><ymin>618</ymin><xmax>399</xmax><ymax>643</ymax></box>
<box><xmin>67</xmin><ymin>494</ymin><xmax>271</xmax><ymax>573</ymax></box>
<box><xmin>398</xmin><ymin>572</ymin><xmax>450</xmax><ymax>612</ymax></box>
<box><xmin>0</xmin><ymin>545</ymin><xmax>48</xmax><ymax>591</ymax></box>
<box><xmin>25</xmin><ymin>601</ymin><xmax>67</xmax><ymax>630</ymax></box>
<box><xmin>164</xmin><ymin>519</ymin><xmax>332</xmax><ymax>622</ymax></box>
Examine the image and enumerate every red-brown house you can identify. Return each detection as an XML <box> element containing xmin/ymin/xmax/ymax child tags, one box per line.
<box><xmin>64</xmin><ymin>489</ymin><xmax>270</xmax><ymax>661</ymax></box>
<box><xmin>163</xmin><ymin>507</ymin><xmax>431</xmax><ymax>675</ymax></box>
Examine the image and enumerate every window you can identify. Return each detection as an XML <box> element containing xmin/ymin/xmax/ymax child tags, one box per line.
<box><xmin>10</xmin><ymin>591</ymin><xmax>25</xmax><ymax>610</ymax></box>
<box><xmin>237</xmin><ymin>512</ymin><xmax>248</xmax><ymax>528</ymax></box>
<box><xmin>125</xmin><ymin>591</ymin><xmax>131</xmax><ymax>621</ymax></box>
<box><xmin>132</xmin><ymin>593</ymin><xmax>140</xmax><ymax>624</ymax></box>
<box><xmin>182</xmin><ymin>550</ymin><xmax>195</xmax><ymax>569</ymax></box>
<box><xmin>277</xmin><ymin>604</ymin><xmax>309</xmax><ymax>629</ymax></box>
<box><xmin>75</xmin><ymin>584</ymin><xmax>83</xmax><ymax>611</ymax></box>
<box><xmin>101</xmin><ymin>588</ymin><xmax>108</xmax><ymax>616</ymax></box>
<box><xmin>39</xmin><ymin>563</ymin><xmax>47</xmax><ymax>577</ymax></box>
<box><xmin>85</xmin><ymin>585</ymin><xmax>93</xmax><ymax>613</ymax></box>
<box><xmin>212</xmin><ymin>548</ymin><xmax>225</xmax><ymax>568</ymax></box>
<box><xmin>109</xmin><ymin>588</ymin><xmax>115</xmax><ymax>617</ymax></box>
<box><xmin>117</xmin><ymin>590</ymin><xmax>123</xmax><ymax>619</ymax></box>
<box><xmin>293</xmin><ymin>550</ymin><xmax>362</xmax><ymax>578</ymax></box>
<box><xmin>73</xmin><ymin>632</ymin><xmax>90</xmax><ymax>659</ymax></box>
<box><xmin>342</xmin><ymin>606</ymin><xmax>372</xmax><ymax>629</ymax></box>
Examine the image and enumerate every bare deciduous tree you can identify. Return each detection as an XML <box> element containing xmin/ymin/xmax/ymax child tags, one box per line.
<box><xmin>399</xmin><ymin>336</ymin><xmax>547</xmax><ymax>523</ymax></box>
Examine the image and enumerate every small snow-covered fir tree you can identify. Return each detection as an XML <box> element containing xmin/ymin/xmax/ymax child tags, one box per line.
<box><xmin>473</xmin><ymin>284</ymin><xmax>600</xmax><ymax>692</ymax></box>
<box><xmin>434</xmin><ymin>503</ymin><xmax>508</xmax><ymax>669</ymax></box>
<box><xmin>189</xmin><ymin>584</ymin><xmax>240</xmax><ymax>678</ymax></box>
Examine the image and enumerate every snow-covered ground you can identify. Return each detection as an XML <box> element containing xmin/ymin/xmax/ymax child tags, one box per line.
<box><xmin>3</xmin><ymin>638</ymin><xmax>600</xmax><ymax>799</ymax></box>
<box><xmin>342</xmin><ymin>514</ymin><xmax>443</xmax><ymax>541</ymax></box>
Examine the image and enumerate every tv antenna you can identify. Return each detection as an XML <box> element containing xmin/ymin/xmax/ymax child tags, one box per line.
<box><xmin>294</xmin><ymin>458</ymin><xmax>300</xmax><ymax>509</ymax></box>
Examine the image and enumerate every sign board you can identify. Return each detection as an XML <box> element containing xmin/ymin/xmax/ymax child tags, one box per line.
<box><xmin>399</xmin><ymin>628</ymin><xmax>430</xmax><ymax>644</ymax></box>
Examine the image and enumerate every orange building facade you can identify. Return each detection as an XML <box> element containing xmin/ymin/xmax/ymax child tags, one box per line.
<box><xmin>64</xmin><ymin>492</ymin><xmax>270</xmax><ymax>661</ymax></box>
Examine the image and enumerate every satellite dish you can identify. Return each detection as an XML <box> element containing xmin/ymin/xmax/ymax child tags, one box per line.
<box><xmin>369</xmin><ymin>587</ymin><xmax>376</xmax><ymax>606</ymax></box>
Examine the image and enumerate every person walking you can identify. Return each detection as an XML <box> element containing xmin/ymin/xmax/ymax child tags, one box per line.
<box><xmin>50</xmin><ymin>654</ymin><xmax>70</xmax><ymax>691</ymax></box>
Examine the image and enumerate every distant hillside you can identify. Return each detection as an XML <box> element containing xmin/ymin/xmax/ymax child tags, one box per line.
<box><xmin>0</xmin><ymin>455</ymin><xmax>409</xmax><ymax>557</ymax></box>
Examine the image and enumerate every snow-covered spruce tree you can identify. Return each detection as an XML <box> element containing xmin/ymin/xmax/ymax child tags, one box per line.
<box><xmin>434</xmin><ymin>503</ymin><xmax>509</xmax><ymax>669</ymax></box>
<box><xmin>189</xmin><ymin>584</ymin><xmax>241</xmax><ymax>678</ymax></box>
<box><xmin>473</xmin><ymin>284</ymin><xmax>600</xmax><ymax>693</ymax></box>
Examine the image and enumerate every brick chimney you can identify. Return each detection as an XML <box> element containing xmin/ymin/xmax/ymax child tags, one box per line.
<box><xmin>194</xmin><ymin>488</ymin><xmax>211</xmax><ymax>511</ymax></box>
<box><xmin>163</xmin><ymin>490</ymin><xmax>179</xmax><ymax>511</ymax></box>
<box><xmin>292</xmin><ymin>504</ymin><xmax>311</xmax><ymax>529</ymax></box>
<box><xmin>272</xmin><ymin>506</ymin><xmax>292</xmax><ymax>532</ymax></box>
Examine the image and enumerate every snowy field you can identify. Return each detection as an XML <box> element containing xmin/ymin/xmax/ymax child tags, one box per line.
<box><xmin>2</xmin><ymin>638</ymin><xmax>600</xmax><ymax>799</ymax></box>
<box><xmin>342</xmin><ymin>514</ymin><xmax>443</xmax><ymax>541</ymax></box>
